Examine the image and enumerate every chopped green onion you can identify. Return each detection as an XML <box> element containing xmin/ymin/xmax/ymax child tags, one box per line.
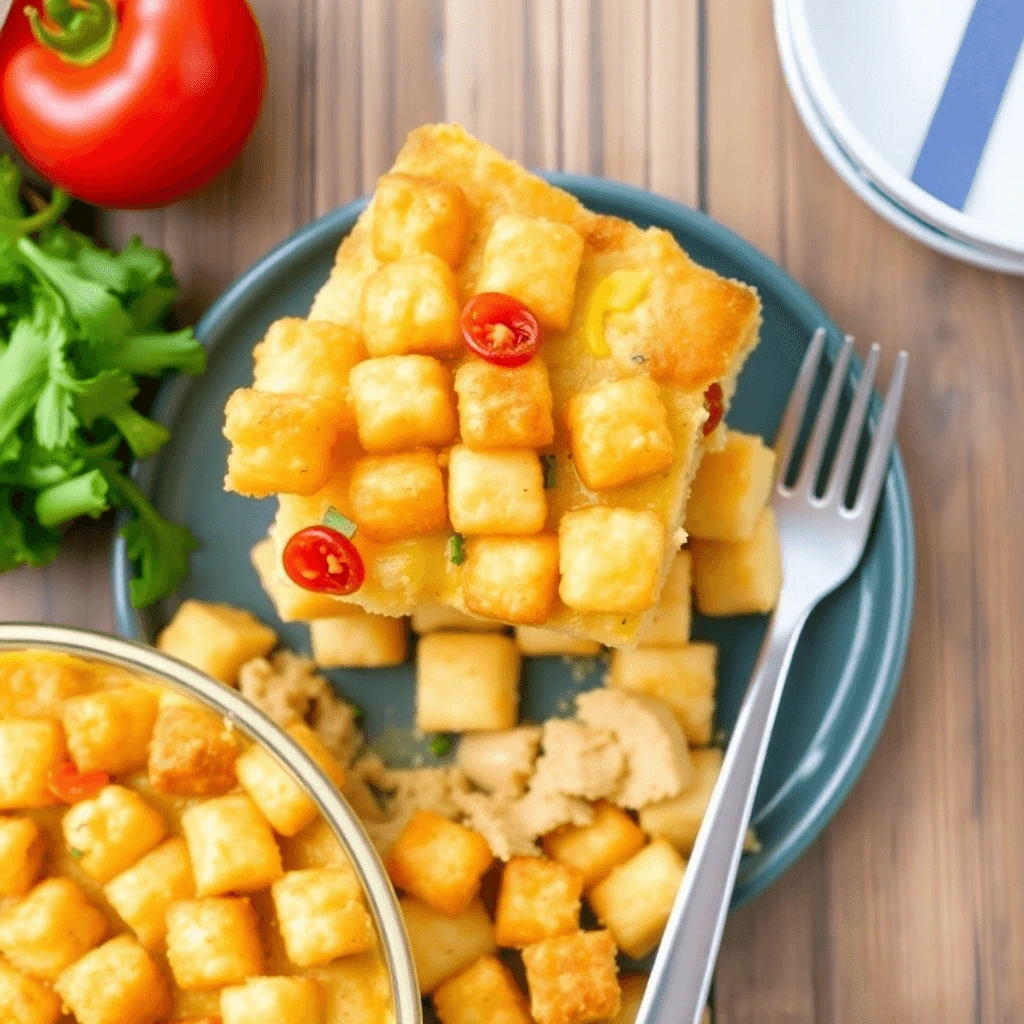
<box><xmin>323</xmin><ymin>506</ymin><xmax>358</xmax><ymax>539</ymax></box>
<box><xmin>430</xmin><ymin>735</ymin><xmax>452</xmax><ymax>757</ymax></box>
<box><xmin>448</xmin><ymin>532</ymin><xmax>465</xmax><ymax>566</ymax></box>
<box><xmin>68</xmin><ymin>847</ymin><xmax>84</xmax><ymax>860</ymax></box>
<box><xmin>350</xmin><ymin>703</ymin><xmax>364</xmax><ymax>723</ymax></box>
<box><xmin>541</xmin><ymin>454</ymin><xmax>557</xmax><ymax>489</ymax></box>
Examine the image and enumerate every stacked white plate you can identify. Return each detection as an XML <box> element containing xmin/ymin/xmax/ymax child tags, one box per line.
<box><xmin>775</xmin><ymin>0</ymin><xmax>1024</xmax><ymax>275</ymax></box>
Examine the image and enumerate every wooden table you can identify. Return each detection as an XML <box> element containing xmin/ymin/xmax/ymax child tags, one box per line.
<box><xmin>3</xmin><ymin>2</ymin><xmax>1022</xmax><ymax>1020</ymax></box>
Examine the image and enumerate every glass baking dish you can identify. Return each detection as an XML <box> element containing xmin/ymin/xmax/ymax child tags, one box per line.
<box><xmin>0</xmin><ymin>621</ymin><xmax>421</xmax><ymax>1024</ymax></box>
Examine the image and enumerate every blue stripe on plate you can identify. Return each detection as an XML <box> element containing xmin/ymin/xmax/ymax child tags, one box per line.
<box><xmin>911</xmin><ymin>0</ymin><xmax>1024</xmax><ymax>211</ymax></box>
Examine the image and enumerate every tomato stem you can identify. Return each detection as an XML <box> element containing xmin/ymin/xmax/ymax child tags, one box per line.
<box><xmin>24</xmin><ymin>0</ymin><xmax>118</xmax><ymax>67</ymax></box>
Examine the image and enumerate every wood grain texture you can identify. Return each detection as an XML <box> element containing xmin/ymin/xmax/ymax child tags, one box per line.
<box><xmin>649</xmin><ymin>0</ymin><xmax>700</xmax><ymax>206</ymax></box>
<box><xmin>2</xmin><ymin>2</ymin><xmax>1021</xmax><ymax>1020</ymax></box>
<box><xmin>560</xmin><ymin>0</ymin><xmax>596</xmax><ymax>174</ymax></box>
<box><xmin>705</xmin><ymin>7</ymin><xmax>823</xmax><ymax>1020</ymax></box>
<box><xmin>445</xmin><ymin>0</ymin><xmax>527</xmax><ymax>160</ymax></box>
<box><xmin>599</xmin><ymin>0</ymin><xmax>649</xmax><ymax>185</ymax></box>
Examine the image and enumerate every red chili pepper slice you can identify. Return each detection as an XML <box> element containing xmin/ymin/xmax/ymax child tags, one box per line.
<box><xmin>49</xmin><ymin>758</ymin><xmax>108</xmax><ymax>803</ymax></box>
<box><xmin>282</xmin><ymin>525</ymin><xmax>366</xmax><ymax>596</ymax></box>
<box><xmin>461</xmin><ymin>293</ymin><xmax>541</xmax><ymax>367</ymax></box>
<box><xmin>703</xmin><ymin>382</ymin><xmax>724</xmax><ymax>436</ymax></box>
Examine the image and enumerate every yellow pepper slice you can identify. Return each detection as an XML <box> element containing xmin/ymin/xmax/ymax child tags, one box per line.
<box><xmin>585</xmin><ymin>269</ymin><xmax>652</xmax><ymax>357</ymax></box>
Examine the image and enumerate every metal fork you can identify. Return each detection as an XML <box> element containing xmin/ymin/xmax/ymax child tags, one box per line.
<box><xmin>636</xmin><ymin>328</ymin><xmax>908</xmax><ymax>1024</ymax></box>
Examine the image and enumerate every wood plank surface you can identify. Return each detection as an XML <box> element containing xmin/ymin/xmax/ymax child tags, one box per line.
<box><xmin>2</xmin><ymin>1</ymin><xmax>1021</xmax><ymax>1020</ymax></box>
<box><xmin>705</xmin><ymin>7</ymin><xmax>820</xmax><ymax>1021</ymax></box>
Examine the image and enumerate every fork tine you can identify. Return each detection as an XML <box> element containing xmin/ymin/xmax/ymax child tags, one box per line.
<box><xmin>853</xmin><ymin>350</ymin><xmax>908</xmax><ymax>516</ymax></box>
<box><xmin>774</xmin><ymin>327</ymin><xmax>826</xmax><ymax>488</ymax></box>
<box><xmin>794</xmin><ymin>335</ymin><xmax>854</xmax><ymax>496</ymax></box>
<box><xmin>824</xmin><ymin>343</ymin><xmax>881</xmax><ymax>504</ymax></box>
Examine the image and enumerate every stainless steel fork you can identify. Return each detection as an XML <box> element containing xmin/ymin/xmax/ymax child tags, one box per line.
<box><xmin>636</xmin><ymin>328</ymin><xmax>908</xmax><ymax>1024</ymax></box>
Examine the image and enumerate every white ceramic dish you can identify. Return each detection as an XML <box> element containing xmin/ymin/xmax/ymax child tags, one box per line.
<box><xmin>775</xmin><ymin>0</ymin><xmax>1024</xmax><ymax>276</ymax></box>
<box><xmin>788</xmin><ymin>0</ymin><xmax>1024</xmax><ymax>262</ymax></box>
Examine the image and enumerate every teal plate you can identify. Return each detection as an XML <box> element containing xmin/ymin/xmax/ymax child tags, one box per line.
<box><xmin>112</xmin><ymin>174</ymin><xmax>914</xmax><ymax>912</ymax></box>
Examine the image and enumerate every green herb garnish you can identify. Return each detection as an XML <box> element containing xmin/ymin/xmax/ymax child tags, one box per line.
<box><xmin>430</xmin><ymin>735</ymin><xmax>452</xmax><ymax>757</ymax></box>
<box><xmin>68</xmin><ymin>847</ymin><xmax>84</xmax><ymax>859</ymax></box>
<box><xmin>448</xmin><ymin>532</ymin><xmax>465</xmax><ymax>566</ymax></box>
<box><xmin>541</xmin><ymin>453</ymin><xmax>557</xmax><ymax>489</ymax></box>
<box><xmin>323</xmin><ymin>505</ymin><xmax>358</xmax><ymax>539</ymax></box>
<box><xmin>0</xmin><ymin>158</ymin><xmax>205</xmax><ymax>605</ymax></box>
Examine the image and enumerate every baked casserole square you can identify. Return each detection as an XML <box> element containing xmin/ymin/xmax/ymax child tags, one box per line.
<box><xmin>226</xmin><ymin>123</ymin><xmax>761</xmax><ymax>645</ymax></box>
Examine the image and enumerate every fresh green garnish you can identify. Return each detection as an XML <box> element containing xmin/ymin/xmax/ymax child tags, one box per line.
<box><xmin>68</xmin><ymin>847</ymin><xmax>84</xmax><ymax>860</ymax></box>
<box><xmin>323</xmin><ymin>505</ymin><xmax>358</xmax><ymax>539</ymax></box>
<box><xmin>109</xmin><ymin>468</ymin><xmax>199</xmax><ymax>609</ymax></box>
<box><xmin>430</xmin><ymin>735</ymin><xmax>452</xmax><ymax>757</ymax></box>
<box><xmin>35</xmin><ymin>468</ymin><xmax>108</xmax><ymax>528</ymax></box>
<box><xmin>447</xmin><ymin>532</ymin><xmax>465</xmax><ymax>566</ymax></box>
<box><xmin>541</xmin><ymin>453</ymin><xmax>557</xmax><ymax>489</ymax></box>
<box><xmin>0</xmin><ymin>157</ymin><xmax>204</xmax><ymax>605</ymax></box>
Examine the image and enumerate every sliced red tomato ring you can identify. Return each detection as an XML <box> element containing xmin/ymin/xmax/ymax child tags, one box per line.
<box><xmin>49</xmin><ymin>758</ymin><xmax>109</xmax><ymax>803</ymax></box>
<box><xmin>703</xmin><ymin>382</ymin><xmax>724</xmax><ymax>436</ymax></box>
<box><xmin>283</xmin><ymin>525</ymin><xmax>366</xmax><ymax>596</ymax></box>
<box><xmin>461</xmin><ymin>292</ymin><xmax>541</xmax><ymax>367</ymax></box>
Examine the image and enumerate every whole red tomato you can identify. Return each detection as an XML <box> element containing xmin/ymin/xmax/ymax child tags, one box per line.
<box><xmin>0</xmin><ymin>0</ymin><xmax>267</xmax><ymax>209</ymax></box>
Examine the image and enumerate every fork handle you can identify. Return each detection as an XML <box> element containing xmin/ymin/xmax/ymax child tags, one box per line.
<box><xmin>636</xmin><ymin>594</ymin><xmax>811</xmax><ymax>1024</ymax></box>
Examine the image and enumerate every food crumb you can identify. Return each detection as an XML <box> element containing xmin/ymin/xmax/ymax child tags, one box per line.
<box><xmin>565</xmin><ymin>656</ymin><xmax>601</xmax><ymax>683</ymax></box>
<box><xmin>237</xmin><ymin>650</ymin><xmax>361</xmax><ymax>763</ymax></box>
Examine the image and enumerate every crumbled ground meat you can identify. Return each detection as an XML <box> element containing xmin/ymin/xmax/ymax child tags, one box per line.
<box><xmin>529</xmin><ymin>720</ymin><xmax>625</xmax><ymax>802</ymax></box>
<box><xmin>347</xmin><ymin>691</ymin><xmax>692</xmax><ymax>861</ymax></box>
<box><xmin>237</xmin><ymin>649</ymin><xmax>695</xmax><ymax>863</ymax></box>
<box><xmin>238</xmin><ymin>651</ymin><xmax>318</xmax><ymax>725</ymax></box>
<box><xmin>452</xmin><ymin>790</ymin><xmax>543</xmax><ymax>860</ymax></box>
<box><xmin>510</xmin><ymin>785</ymin><xmax>594</xmax><ymax>839</ymax></box>
<box><xmin>353</xmin><ymin>759</ymin><xmax>471</xmax><ymax>855</ymax></box>
<box><xmin>238</xmin><ymin>651</ymin><xmax>361</xmax><ymax>764</ymax></box>
<box><xmin>356</xmin><ymin>743</ymin><xmax>599</xmax><ymax>861</ymax></box>
<box><xmin>576</xmin><ymin>688</ymin><xmax>693</xmax><ymax>807</ymax></box>
<box><xmin>360</xmin><ymin>761</ymin><xmax>469</xmax><ymax>821</ymax></box>
<box><xmin>455</xmin><ymin>726</ymin><xmax>543</xmax><ymax>796</ymax></box>
<box><xmin>312</xmin><ymin>696</ymin><xmax>360</xmax><ymax>766</ymax></box>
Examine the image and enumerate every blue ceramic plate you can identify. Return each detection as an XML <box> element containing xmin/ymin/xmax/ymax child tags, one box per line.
<box><xmin>112</xmin><ymin>174</ymin><xmax>914</xmax><ymax>910</ymax></box>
